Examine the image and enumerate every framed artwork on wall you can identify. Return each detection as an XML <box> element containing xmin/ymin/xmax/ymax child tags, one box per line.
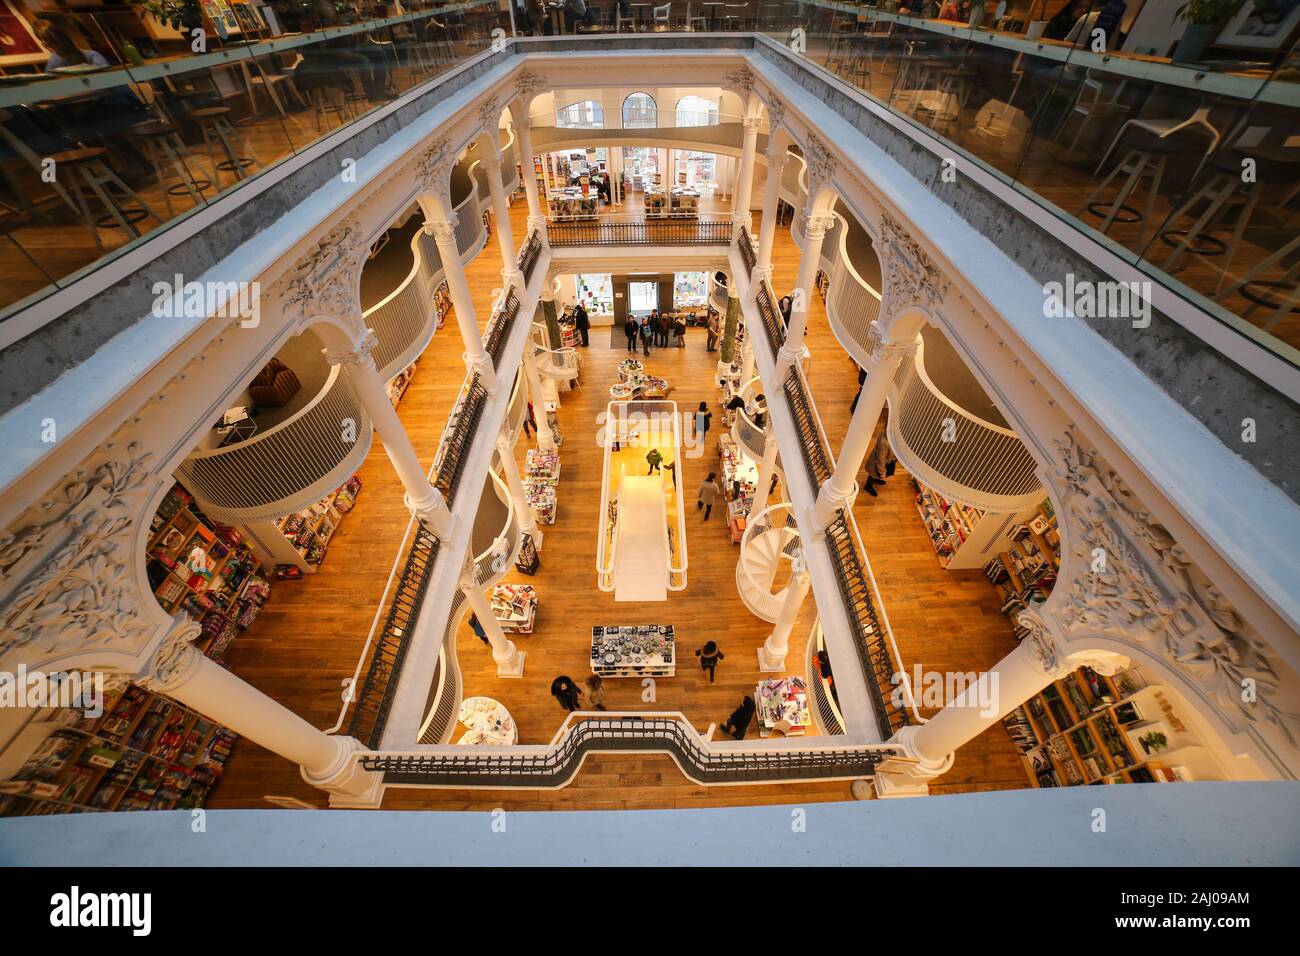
<box><xmin>0</xmin><ymin>0</ymin><xmax>49</xmax><ymax>67</ymax></box>
<box><xmin>1216</xmin><ymin>0</ymin><xmax>1300</xmax><ymax>52</ymax></box>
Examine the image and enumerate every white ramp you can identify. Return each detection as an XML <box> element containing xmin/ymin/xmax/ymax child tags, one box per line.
<box><xmin>613</xmin><ymin>476</ymin><xmax>670</xmax><ymax>602</ymax></box>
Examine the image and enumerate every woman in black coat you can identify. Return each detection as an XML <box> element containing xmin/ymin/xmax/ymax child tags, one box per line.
<box><xmin>550</xmin><ymin>675</ymin><xmax>583</xmax><ymax>712</ymax></box>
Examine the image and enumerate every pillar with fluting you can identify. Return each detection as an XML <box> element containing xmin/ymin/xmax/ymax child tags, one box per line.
<box><xmin>326</xmin><ymin>331</ymin><xmax>454</xmax><ymax>538</ymax></box>
<box><xmin>732</xmin><ymin>115</ymin><xmax>761</xmax><ymax>236</ymax></box>
<box><xmin>497</xmin><ymin>431</ymin><xmax>543</xmax><ymax>550</ymax></box>
<box><xmin>522</xmin><ymin>348</ymin><xmax>557</xmax><ymax>452</ymax></box>
<box><xmin>877</xmin><ymin>622</ymin><xmax>1129</xmax><ymax>797</ymax></box>
<box><xmin>777</xmin><ymin>210</ymin><xmax>835</xmax><ymax>370</ymax></box>
<box><xmin>540</xmin><ymin>280</ymin><xmax>563</xmax><ymax>350</ymax></box>
<box><xmin>510</xmin><ymin>108</ymin><xmax>548</xmax><ymax>244</ymax></box>
<box><xmin>461</xmin><ymin>573</ymin><xmax>525</xmax><ymax>677</ymax></box>
<box><xmin>813</xmin><ymin>323</ymin><xmax>918</xmax><ymax>530</ymax></box>
<box><xmin>719</xmin><ymin>285</ymin><xmax>741</xmax><ymax>366</ymax></box>
<box><xmin>140</xmin><ymin>619</ymin><xmax>381</xmax><ymax>803</ymax></box>
<box><xmin>754</xmin><ymin>144</ymin><xmax>788</xmax><ymax>281</ymax></box>
<box><xmin>758</xmin><ymin>558</ymin><xmax>810</xmax><ymax>672</ymax></box>
<box><xmin>423</xmin><ymin>215</ymin><xmax>497</xmax><ymax>391</ymax></box>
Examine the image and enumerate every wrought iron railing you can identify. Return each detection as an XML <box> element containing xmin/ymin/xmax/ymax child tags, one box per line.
<box><xmin>347</xmin><ymin>524</ymin><xmax>441</xmax><ymax>750</ymax></box>
<box><xmin>547</xmin><ymin>218</ymin><xmax>734</xmax><ymax>246</ymax></box>
<box><xmin>756</xmin><ymin>282</ymin><xmax>784</xmax><ymax>357</ymax></box>
<box><xmin>518</xmin><ymin>230</ymin><xmax>542</xmax><ymax>283</ymax></box>
<box><xmin>433</xmin><ymin>375</ymin><xmax>489</xmax><ymax>504</ymax></box>
<box><xmin>364</xmin><ymin>715</ymin><xmax>891</xmax><ymax>788</ymax></box>
<box><xmin>823</xmin><ymin>512</ymin><xmax>911</xmax><ymax>741</ymax></box>
<box><xmin>483</xmin><ymin>289</ymin><xmax>521</xmax><ymax>369</ymax></box>
<box><xmin>738</xmin><ymin>225</ymin><xmax>757</xmax><ymax>275</ymax></box>
<box><xmin>782</xmin><ymin>367</ymin><xmax>832</xmax><ymax>488</ymax></box>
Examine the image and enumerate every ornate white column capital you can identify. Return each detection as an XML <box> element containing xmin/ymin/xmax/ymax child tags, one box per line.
<box><xmin>502</xmin><ymin>268</ymin><xmax>526</xmax><ymax>290</ymax></box>
<box><xmin>867</xmin><ymin>320</ymin><xmax>919</xmax><ymax>367</ymax></box>
<box><xmin>478</xmin><ymin>147</ymin><xmax>503</xmax><ymax>173</ymax></box>
<box><xmin>722</xmin><ymin>67</ymin><xmax>755</xmax><ymax>100</ymax></box>
<box><xmin>136</xmin><ymin>617</ymin><xmax>204</xmax><ymax>693</ymax></box>
<box><xmin>801</xmin><ymin>212</ymin><xmax>836</xmax><ymax>242</ymax></box>
<box><xmin>1019</xmin><ymin>610</ymin><xmax>1074</xmax><ymax>681</ymax></box>
<box><xmin>742</xmin><ymin>114</ymin><xmax>764</xmax><ymax>134</ymax></box>
<box><xmin>477</xmin><ymin>96</ymin><xmax>501</xmax><ymax>132</ymax></box>
<box><xmin>281</xmin><ymin>217</ymin><xmax>365</xmax><ymax>323</ymax></box>
<box><xmin>414</xmin><ymin>137</ymin><xmax>457</xmax><ymax>215</ymax></box>
<box><xmin>878</xmin><ymin>211</ymin><xmax>950</xmax><ymax>313</ymax></box>
<box><xmin>425</xmin><ymin>218</ymin><xmax>459</xmax><ymax>243</ymax></box>
<box><xmin>323</xmin><ymin>329</ymin><xmax>380</xmax><ymax>371</ymax></box>
<box><xmin>764</xmin><ymin>93</ymin><xmax>786</xmax><ymax>133</ymax></box>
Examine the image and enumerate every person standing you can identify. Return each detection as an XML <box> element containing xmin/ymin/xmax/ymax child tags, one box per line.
<box><xmin>624</xmin><ymin>315</ymin><xmax>639</xmax><ymax>353</ymax></box>
<box><xmin>646</xmin><ymin>447</ymin><xmax>664</xmax><ymax>475</ymax></box>
<box><xmin>695</xmin><ymin>641</ymin><xmax>725</xmax><ymax>682</ymax></box>
<box><xmin>523</xmin><ymin>400</ymin><xmax>537</xmax><ymax>437</ymax></box>
<box><xmin>696</xmin><ymin>472</ymin><xmax>721</xmax><ymax>521</ymax></box>
<box><xmin>778</xmin><ymin>295</ymin><xmax>793</xmax><ymax>328</ymax></box>
<box><xmin>652</xmin><ymin>309</ymin><xmax>667</xmax><ymax>347</ymax></box>
<box><xmin>748</xmin><ymin>393</ymin><xmax>768</xmax><ymax>429</ymax></box>
<box><xmin>862</xmin><ymin>432</ymin><xmax>896</xmax><ymax>497</ymax></box>
<box><xmin>467</xmin><ymin>614</ymin><xmax>489</xmax><ymax>646</ymax></box>
<box><xmin>694</xmin><ymin>401</ymin><xmax>712</xmax><ymax>440</ymax></box>
<box><xmin>849</xmin><ymin>364</ymin><xmax>867</xmax><ymax>413</ymax></box>
<box><xmin>585</xmin><ymin>674</ymin><xmax>607</xmax><ymax>711</ymax></box>
<box><xmin>674</xmin><ymin>316</ymin><xmax>687</xmax><ymax>348</ymax></box>
<box><xmin>720</xmin><ymin>695</ymin><xmax>756</xmax><ymax>740</ymax></box>
<box><xmin>705</xmin><ymin>311</ymin><xmax>721</xmax><ymax>351</ymax></box>
<box><xmin>550</xmin><ymin>675</ymin><xmax>583</xmax><ymax>712</ymax></box>
<box><xmin>640</xmin><ymin>315</ymin><xmax>653</xmax><ymax>356</ymax></box>
<box><xmin>574</xmin><ymin>302</ymin><xmax>590</xmax><ymax>347</ymax></box>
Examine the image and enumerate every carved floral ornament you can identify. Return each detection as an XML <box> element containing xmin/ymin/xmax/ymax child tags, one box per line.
<box><xmin>281</xmin><ymin>217</ymin><xmax>366</xmax><ymax>324</ymax></box>
<box><xmin>0</xmin><ymin>443</ymin><xmax>158</xmax><ymax>670</ymax></box>
<box><xmin>1050</xmin><ymin>426</ymin><xmax>1299</xmax><ymax>748</ymax></box>
<box><xmin>764</xmin><ymin>93</ymin><xmax>785</xmax><ymax>135</ymax></box>
<box><xmin>723</xmin><ymin>67</ymin><xmax>755</xmax><ymax>100</ymax></box>
<box><xmin>878</xmin><ymin>212</ymin><xmax>950</xmax><ymax>314</ymax></box>
<box><xmin>514</xmin><ymin>69</ymin><xmax>547</xmax><ymax>103</ymax></box>
<box><xmin>803</xmin><ymin>134</ymin><xmax>838</xmax><ymax>196</ymax></box>
<box><xmin>412</xmin><ymin>137</ymin><xmax>457</xmax><ymax>213</ymax></box>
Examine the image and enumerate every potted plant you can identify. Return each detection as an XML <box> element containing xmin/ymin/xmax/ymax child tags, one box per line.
<box><xmin>1139</xmin><ymin>730</ymin><xmax>1169</xmax><ymax>754</ymax></box>
<box><xmin>1173</xmin><ymin>0</ymin><xmax>1245</xmax><ymax>63</ymax></box>
<box><xmin>135</xmin><ymin>0</ymin><xmax>205</xmax><ymax>33</ymax></box>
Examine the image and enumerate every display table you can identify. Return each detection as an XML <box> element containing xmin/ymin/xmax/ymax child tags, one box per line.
<box><xmin>550</xmin><ymin>188</ymin><xmax>598</xmax><ymax>221</ymax></box>
<box><xmin>613</xmin><ymin>362</ymin><xmax>672</xmax><ymax>399</ymax></box>
<box><xmin>719</xmin><ymin>434</ymin><xmax>758</xmax><ymax>545</ymax></box>
<box><xmin>491</xmin><ymin>583</ymin><xmax>537</xmax><ymax>634</ymax></box>
<box><xmin>456</xmin><ymin>696</ymin><xmax>518</xmax><ymax>745</ymax></box>
<box><xmin>591</xmin><ymin>625</ymin><xmax>675</xmax><ymax>677</ymax></box>
<box><xmin>755</xmin><ymin>677</ymin><xmax>811</xmax><ymax>737</ymax></box>
<box><xmin>525</xmin><ymin>449</ymin><xmax>560</xmax><ymax>524</ymax></box>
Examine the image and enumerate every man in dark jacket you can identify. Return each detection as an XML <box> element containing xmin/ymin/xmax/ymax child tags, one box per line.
<box><xmin>720</xmin><ymin>695</ymin><xmax>756</xmax><ymax>740</ymax></box>
<box><xmin>574</xmin><ymin>303</ymin><xmax>590</xmax><ymax>346</ymax></box>
<box><xmin>624</xmin><ymin>316</ymin><xmax>639</xmax><ymax>352</ymax></box>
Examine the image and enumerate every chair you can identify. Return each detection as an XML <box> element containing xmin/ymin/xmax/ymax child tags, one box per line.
<box><xmin>652</xmin><ymin>2</ymin><xmax>671</xmax><ymax>30</ymax></box>
<box><xmin>127</xmin><ymin>120</ymin><xmax>211</xmax><ymax>217</ymax></box>
<box><xmin>190</xmin><ymin>106</ymin><xmax>260</xmax><ymax>184</ymax></box>
<box><xmin>48</xmin><ymin>146</ymin><xmax>163</xmax><ymax>253</ymax></box>
<box><xmin>248</xmin><ymin>358</ymin><xmax>302</xmax><ymax>408</ymax></box>
<box><xmin>1052</xmin><ymin>70</ymin><xmax>1129</xmax><ymax>156</ymax></box>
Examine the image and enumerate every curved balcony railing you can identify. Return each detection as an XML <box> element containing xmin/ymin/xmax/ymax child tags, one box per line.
<box><xmin>531</xmin><ymin>323</ymin><xmax>582</xmax><ymax>381</ymax></box>
<box><xmin>885</xmin><ymin>338</ymin><xmax>1043</xmax><ymax>513</ymax></box>
<box><xmin>177</xmin><ymin>365</ymin><xmax>373</xmax><ymax>525</ymax></box>
<box><xmin>366</xmin><ymin>713</ymin><xmax>898</xmax><ymax>788</ymax></box>
<box><xmin>455</xmin><ymin>173</ymin><xmax>488</xmax><ymax>256</ymax></box>
<box><xmin>806</xmin><ymin>620</ymin><xmax>846</xmax><ymax>737</ymax></box>
<box><xmin>822</xmin><ymin>216</ymin><xmax>883</xmax><ymax>371</ymax></box>
<box><xmin>548</xmin><ymin>218</ymin><xmax>734</xmax><ymax>246</ymax></box>
<box><xmin>366</xmin><ymin>225</ymin><xmax>446</xmax><ymax>379</ymax></box>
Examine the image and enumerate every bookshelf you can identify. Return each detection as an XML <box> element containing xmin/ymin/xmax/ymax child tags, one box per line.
<box><xmin>983</xmin><ymin>499</ymin><xmax>1060</xmax><ymax>641</ymax></box>
<box><xmin>913</xmin><ymin>478</ymin><xmax>985</xmax><ymax>567</ymax></box>
<box><xmin>0</xmin><ymin>685</ymin><xmax>237</xmax><ymax>817</ymax></box>
<box><xmin>1003</xmin><ymin>666</ymin><xmax>1226</xmax><ymax>787</ymax></box>
<box><xmin>272</xmin><ymin>476</ymin><xmax>362</xmax><ymax>571</ymax></box>
<box><xmin>491</xmin><ymin>583</ymin><xmax>537</xmax><ymax>634</ymax></box>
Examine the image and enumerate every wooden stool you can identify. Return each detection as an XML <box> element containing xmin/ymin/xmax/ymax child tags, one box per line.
<box><xmin>128</xmin><ymin>120</ymin><xmax>211</xmax><ymax>217</ymax></box>
<box><xmin>52</xmin><ymin>146</ymin><xmax>161</xmax><ymax>253</ymax></box>
<box><xmin>190</xmin><ymin>106</ymin><xmax>258</xmax><ymax>184</ymax></box>
<box><xmin>308</xmin><ymin>86</ymin><xmax>354</xmax><ymax>133</ymax></box>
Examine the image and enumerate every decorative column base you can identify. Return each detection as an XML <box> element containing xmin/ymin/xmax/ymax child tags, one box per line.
<box><xmin>494</xmin><ymin>644</ymin><xmax>526</xmax><ymax>678</ymax></box>
<box><xmin>874</xmin><ymin>724</ymin><xmax>953</xmax><ymax>799</ymax></box>
<box><xmin>527</xmin><ymin>214</ymin><xmax>549</xmax><ymax>246</ymax></box>
<box><xmin>466</xmin><ymin>350</ymin><xmax>498</xmax><ymax>392</ymax></box>
<box><xmin>756</xmin><ymin>642</ymin><xmax>787</xmax><ymax>673</ymax></box>
<box><xmin>872</xmin><ymin>771</ymin><xmax>931</xmax><ymax>799</ymax></box>
<box><xmin>303</xmin><ymin>736</ymin><xmax>385</xmax><ymax>809</ymax></box>
<box><xmin>502</xmin><ymin>268</ymin><xmax>526</xmax><ymax>291</ymax></box>
<box><xmin>813</xmin><ymin>482</ymin><xmax>856</xmax><ymax>531</ymax></box>
<box><xmin>776</xmin><ymin>343</ymin><xmax>804</xmax><ymax>372</ymax></box>
<box><xmin>405</xmin><ymin>489</ymin><xmax>456</xmax><ymax>540</ymax></box>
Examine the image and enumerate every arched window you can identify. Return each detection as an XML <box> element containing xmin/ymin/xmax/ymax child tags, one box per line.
<box><xmin>675</xmin><ymin>95</ymin><xmax>718</xmax><ymax>128</ymax></box>
<box><xmin>622</xmin><ymin>92</ymin><xmax>657</xmax><ymax>128</ymax></box>
<box><xmin>556</xmin><ymin>100</ymin><xmax>605</xmax><ymax>129</ymax></box>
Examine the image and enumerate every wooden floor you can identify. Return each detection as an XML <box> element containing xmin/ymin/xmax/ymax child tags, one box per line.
<box><xmin>206</xmin><ymin>199</ymin><xmax>1026</xmax><ymax>809</ymax></box>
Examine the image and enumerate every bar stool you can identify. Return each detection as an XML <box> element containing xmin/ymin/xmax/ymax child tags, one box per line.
<box><xmin>128</xmin><ymin>120</ymin><xmax>211</xmax><ymax>217</ymax></box>
<box><xmin>307</xmin><ymin>86</ymin><xmax>355</xmax><ymax>134</ymax></box>
<box><xmin>839</xmin><ymin>35</ymin><xmax>873</xmax><ymax>89</ymax></box>
<box><xmin>1217</xmin><ymin>232</ymin><xmax>1300</xmax><ymax>334</ymax></box>
<box><xmin>190</xmin><ymin>106</ymin><xmax>258</xmax><ymax>184</ymax></box>
<box><xmin>934</xmin><ymin>64</ymin><xmax>978</xmax><ymax>113</ymax></box>
<box><xmin>1159</xmin><ymin>145</ymin><xmax>1300</xmax><ymax>292</ymax></box>
<box><xmin>1077</xmin><ymin>128</ymin><xmax>1182</xmax><ymax>247</ymax></box>
<box><xmin>52</xmin><ymin>146</ymin><xmax>162</xmax><ymax>253</ymax></box>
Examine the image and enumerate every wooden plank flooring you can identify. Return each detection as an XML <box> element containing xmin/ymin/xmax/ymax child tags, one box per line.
<box><xmin>206</xmin><ymin>199</ymin><xmax>1027</xmax><ymax>809</ymax></box>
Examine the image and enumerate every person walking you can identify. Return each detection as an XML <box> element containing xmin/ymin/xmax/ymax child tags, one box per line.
<box><xmin>646</xmin><ymin>447</ymin><xmax>664</xmax><ymax>475</ymax></box>
<box><xmin>695</xmin><ymin>641</ymin><xmax>725</xmax><ymax>682</ymax></box>
<box><xmin>719</xmin><ymin>695</ymin><xmax>756</xmax><ymax>740</ymax></box>
<box><xmin>523</xmin><ymin>400</ymin><xmax>537</xmax><ymax>437</ymax></box>
<box><xmin>624</xmin><ymin>315</ymin><xmax>639</xmax><ymax>353</ymax></box>
<box><xmin>574</xmin><ymin>302</ymin><xmax>590</xmax><ymax>346</ymax></box>
<box><xmin>467</xmin><ymin>613</ymin><xmax>489</xmax><ymax>646</ymax></box>
<box><xmin>550</xmin><ymin>675</ymin><xmax>583</xmax><ymax>712</ymax></box>
<box><xmin>640</xmin><ymin>315</ymin><xmax>653</xmax><ymax>356</ymax></box>
<box><xmin>585</xmin><ymin>674</ymin><xmax>607</xmax><ymax>711</ymax></box>
<box><xmin>705</xmin><ymin>311</ymin><xmax>721</xmax><ymax>351</ymax></box>
<box><xmin>862</xmin><ymin>432</ymin><xmax>896</xmax><ymax>497</ymax></box>
<box><xmin>849</xmin><ymin>364</ymin><xmax>867</xmax><ymax>413</ymax></box>
<box><xmin>674</xmin><ymin>316</ymin><xmax>687</xmax><ymax>348</ymax></box>
<box><xmin>778</xmin><ymin>295</ymin><xmax>793</xmax><ymax>328</ymax></box>
<box><xmin>694</xmin><ymin>401</ymin><xmax>712</xmax><ymax>440</ymax></box>
<box><xmin>697</xmin><ymin>472</ymin><xmax>721</xmax><ymax>520</ymax></box>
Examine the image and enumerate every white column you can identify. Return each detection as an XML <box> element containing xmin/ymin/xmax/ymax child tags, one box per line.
<box><xmin>740</xmin><ymin>338</ymin><xmax>755</xmax><ymax>384</ymax></box>
<box><xmin>522</xmin><ymin>348</ymin><xmax>557</xmax><ymax>452</ymax></box>
<box><xmin>511</xmin><ymin>112</ymin><xmax>548</xmax><ymax>245</ymax></box>
<box><xmin>425</xmin><ymin>218</ymin><xmax>497</xmax><ymax>392</ymax></box>
<box><xmin>479</xmin><ymin>144</ymin><xmax>521</xmax><ymax>287</ymax></box>
<box><xmin>733</xmin><ymin>115</ymin><xmax>761</xmax><ymax>236</ymax></box>
<box><xmin>748</xmin><ymin>424</ymin><xmax>780</xmax><ymax>525</ymax></box>
<box><xmin>877</xmin><ymin>622</ymin><xmax>1129</xmax><ymax>797</ymax></box>
<box><xmin>497</xmin><ymin>431</ymin><xmax>543</xmax><ymax>550</ymax></box>
<box><xmin>758</xmin><ymin>558</ymin><xmax>810</xmax><ymax>671</ymax></box>
<box><xmin>141</xmin><ymin>619</ymin><xmax>381</xmax><ymax>804</ymax></box>
<box><xmin>754</xmin><ymin>145</ymin><xmax>787</xmax><ymax>284</ymax></box>
<box><xmin>461</xmin><ymin>573</ymin><xmax>525</xmax><ymax>677</ymax></box>
<box><xmin>327</xmin><ymin>332</ymin><xmax>455</xmax><ymax>538</ymax></box>
<box><xmin>813</xmin><ymin>323</ymin><xmax>918</xmax><ymax>530</ymax></box>
<box><xmin>777</xmin><ymin>211</ymin><xmax>835</xmax><ymax>370</ymax></box>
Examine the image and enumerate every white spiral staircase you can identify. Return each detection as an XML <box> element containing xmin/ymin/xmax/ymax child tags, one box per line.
<box><xmin>735</xmin><ymin>502</ymin><xmax>803</xmax><ymax>624</ymax></box>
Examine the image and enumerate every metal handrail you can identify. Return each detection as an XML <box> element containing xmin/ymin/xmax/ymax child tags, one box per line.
<box><xmin>756</xmin><ymin>280</ymin><xmax>785</xmax><ymax>356</ymax></box>
<box><xmin>518</xmin><ymin>230</ymin><xmax>543</xmax><ymax>282</ymax></box>
<box><xmin>738</xmin><ymin>224</ymin><xmax>757</xmax><ymax>275</ymax></box>
<box><xmin>483</xmin><ymin>289</ymin><xmax>522</xmax><ymax>369</ymax></box>
<box><xmin>548</xmin><ymin>218</ymin><xmax>734</xmax><ymax>246</ymax></box>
